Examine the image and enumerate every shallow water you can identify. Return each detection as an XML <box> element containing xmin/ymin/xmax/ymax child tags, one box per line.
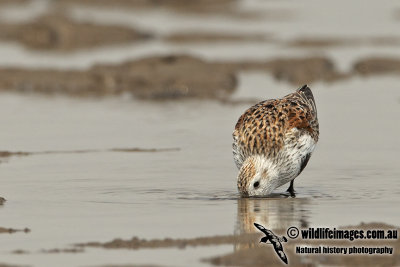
<box><xmin>1</xmin><ymin>74</ymin><xmax>399</xmax><ymax>266</ymax></box>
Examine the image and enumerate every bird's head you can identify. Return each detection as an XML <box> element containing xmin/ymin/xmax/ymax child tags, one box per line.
<box><xmin>237</xmin><ymin>155</ymin><xmax>279</xmax><ymax>197</ymax></box>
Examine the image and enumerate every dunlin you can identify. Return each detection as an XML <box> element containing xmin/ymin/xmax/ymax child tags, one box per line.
<box><xmin>233</xmin><ymin>85</ymin><xmax>319</xmax><ymax>197</ymax></box>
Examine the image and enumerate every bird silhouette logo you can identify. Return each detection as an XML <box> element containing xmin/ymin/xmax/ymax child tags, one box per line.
<box><xmin>254</xmin><ymin>223</ymin><xmax>289</xmax><ymax>264</ymax></box>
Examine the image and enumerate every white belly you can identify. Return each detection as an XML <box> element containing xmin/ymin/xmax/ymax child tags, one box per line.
<box><xmin>275</xmin><ymin>131</ymin><xmax>316</xmax><ymax>188</ymax></box>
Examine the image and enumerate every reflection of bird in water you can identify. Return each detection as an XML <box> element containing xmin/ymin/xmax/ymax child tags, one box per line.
<box><xmin>235</xmin><ymin>197</ymin><xmax>309</xmax><ymax>235</ymax></box>
<box><xmin>233</xmin><ymin>85</ymin><xmax>319</xmax><ymax>197</ymax></box>
<box><xmin>234</xmin><ymin>197</ymin><xmax>308</xmax><ymax>252</ymax></box>
<box><xmin>254</xmin><ymin>223</ymin><xmax>288</xmax><ymax>264</ymax></box>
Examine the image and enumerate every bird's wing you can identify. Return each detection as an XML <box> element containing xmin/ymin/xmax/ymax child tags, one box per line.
<box><xmin>253</xmin><ymin>223</ymin><xmax>271</xmax><ymax>235</ymax></box>
<box><xmin>297</xmin><ymin>85</ymin><xmax>317</xmax><ymax>117</ymax></box>
<box><xmin>284</xmin><ymin>85</ymin><xmax>319</xmax><ymax>141</ymax></box>
<box><xmin>232</xmin><ymin>99</ymin><xmax>283</xmax><ymax>169</ymax></box>
<box><xmin>272</xmin><ymin>241</ymin><xmax>288</xmax><ymax>264</ymax></box>
<box><xmin>298</xmin><ymin>152</ymin><xmax>312</xmax><ymax>176</ymax></box>
<box><xmin>232</xmin><ymin>85</ymin><xmax>319</xmax><ymax>169</ymax></box>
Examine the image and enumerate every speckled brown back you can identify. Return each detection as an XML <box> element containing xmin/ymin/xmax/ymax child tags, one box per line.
<box><xmin>233</xmin><ymin>85</ymin><xmax>319</xmax><ymax>169</ymax></box>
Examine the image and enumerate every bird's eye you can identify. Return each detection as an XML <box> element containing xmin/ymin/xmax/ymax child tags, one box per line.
<box><xmin>253</xmin><ymin>181</ymin><xmax>260</xmax><ymax>188</ymax></box>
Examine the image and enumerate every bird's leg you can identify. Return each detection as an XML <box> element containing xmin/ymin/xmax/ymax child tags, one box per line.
<box><xmin>286</xmin><ymin>180</ymin><xmax>296</xmax><ymax>197</ymax></box>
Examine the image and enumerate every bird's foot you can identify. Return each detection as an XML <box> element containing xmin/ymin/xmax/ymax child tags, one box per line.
<box><xmin>281</xmin><ymin>190</ymin><xmax>296</xmax><ymax>198</ymax></box>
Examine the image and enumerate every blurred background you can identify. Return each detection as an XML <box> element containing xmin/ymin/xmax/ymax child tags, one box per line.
<box><xmin>0</xmin><ymin>0</ymin><xmax>399</xmax><ymax>266</ymax></box>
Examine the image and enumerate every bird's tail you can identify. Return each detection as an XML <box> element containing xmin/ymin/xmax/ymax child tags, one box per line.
<box><xmin>297</xmin><ymin>84</ymin><xmax>317</xmax><ymax>117</ymax></box>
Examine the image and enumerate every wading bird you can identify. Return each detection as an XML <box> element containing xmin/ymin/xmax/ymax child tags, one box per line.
<box><xmin>233</xmin><ymin>85</ymin><xmax>319</xmax><ymax>197</ymax></box>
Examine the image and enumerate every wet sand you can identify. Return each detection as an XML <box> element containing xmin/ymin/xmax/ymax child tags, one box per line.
<box><xmin>2</xmin><ymin>53</ymin><xmax>400</xmax><ymax>99</ymax></box>
<box><xmin>0</xmin><ymin>15</ymin><xmax>152</xmax><ymax>51</ymax></box>
<box><xmin>16</xmin><ymin>221</ymin><xmax>392</xmax><ymax>267</ymax></box>
<box><xmin>57</xmin><ymin>0</ymin><xmax>250</xmax><ymax>17</ymax></box>
<box><xmin>0</xmin><ymin>151</ymin><xmax>31</xmax><ymax>157</ymax></box>
<box><xmin>204</xmin><ymin>223</ymin><xmax>399</xmax><ymax>267</ymax></box>
<box><xmin>76</xmin><ymin>234</ymin><xmax>258</xmax><ymax>250</ymax></box>
<box><xmin>0</xmin><ymin>55</ymin><xmax>358</xmax><ymax>98</ymax></box>
<box><xmin>285</xmin><ymin>36</ymin><xmax>400</xmax><ymax>48</ymax></box>
<box><xmin>0</xmin><ymin>227</ymin><xmax>30</xmax><ymax>234</ymax></box>
<box><xmin>41</xmin><ymin>248</ymin><xmax>84</xmax><ymax>254</ymax></box>
<box><xmin>353</xmin><ymin>57</ymin><xmax>400</xmax><ymax>75</ymax></box>
<box><xmin>0</xmin><ymin>0</ymin><xmax>27</xmax><ymax>5</ymax></box>
<box><xmin>0</xmin><ymin>55</ymin><xmax>237</xmax><ymax>99</ymax></box>
<box><xmin>0</xmin><ymin>151</ymin><xmax>31</xmax><ymax>165</ymax></box>
<box><xmin>0</xmin><ymin>264</ymin><xmax>25</xmax><ymax>267</ymax></box>
<box><xmin>165</xmin><ymin>33</ymin><xmax>270</xmax><ymax>44</ymax></box>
